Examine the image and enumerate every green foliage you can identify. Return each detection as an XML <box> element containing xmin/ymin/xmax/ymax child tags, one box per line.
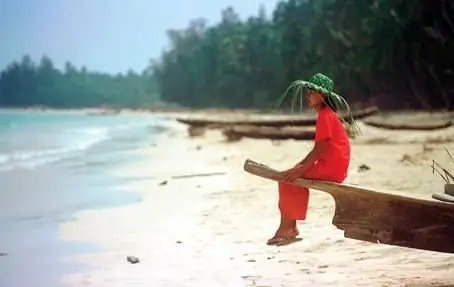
<box><xmin>152</xmin><ymin>1</ymin><xmax>454</xmax><ymax>110</ymax></box>
<box><xmin>1</xmin><ymin>1</ymin><xmax>453</xmax><ymax>110</ymax></box>
<box><xmin>0</xmin><ymin>55</ymin><xmax>159</xmax><ymax>108</ymax></box>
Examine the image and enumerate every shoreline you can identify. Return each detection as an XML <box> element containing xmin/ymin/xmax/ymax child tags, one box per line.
<box><xmin>1</xmin><ymin>105</ymin><xmax>453</xmax><ymax>115</ymax></box>
<box><xmin>0</xmin><ymin>106</ymin><xmax>260</xmax><ymax>115</ymax></box>
<box><xmin>59</xmin><ymin>116</ymin><xmax>454</xmax><ymax>286</ymax></box>
<box><xmin>0</xmin><ymin>111</ymin><xmax>170</xmax><ymax>287</ymax></box>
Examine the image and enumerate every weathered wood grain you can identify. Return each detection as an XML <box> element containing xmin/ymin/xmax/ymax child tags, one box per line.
<box><xmin>363</xmin><ymin>120</ymin><xmax>453</xmax><ymax>130</ymax></box>
<box><xmin>222</xmin><ymin>126</ymin><xmax>315</xmax><ymax>141</ymax></box>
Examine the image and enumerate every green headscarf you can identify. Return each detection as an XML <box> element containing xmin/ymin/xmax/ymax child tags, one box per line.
<box><xmin>275</xmin><ymin>73</ymin><xmax>361</xmax><ymax>138</ymax></box>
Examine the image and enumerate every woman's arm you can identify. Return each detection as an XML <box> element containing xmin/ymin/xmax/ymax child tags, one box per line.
<box><xmin>281</xmin><ymin>110</ymin><xmax>333</xmax><ymax>182</ymax></box>
<box><xmin>295</xmin><ymin>139</ymin><xmax>329</xmax><ymax>173</ymax></box>
<box><xmin>281</xmin><ymin>139</ymin><xmax>329</xmax><ymax>182</ymax></box>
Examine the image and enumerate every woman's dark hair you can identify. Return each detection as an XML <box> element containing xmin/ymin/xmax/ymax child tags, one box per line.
<box><xmin>322</xmin><ymin>94</ymin><xmax>338</xmax><ymax>112</ymax></box>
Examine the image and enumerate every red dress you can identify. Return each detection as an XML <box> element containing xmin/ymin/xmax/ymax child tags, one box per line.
<box><xmin>277</xmin><ymin>107</ymin><xmax>351</xmax><ymax>220</ymax></box>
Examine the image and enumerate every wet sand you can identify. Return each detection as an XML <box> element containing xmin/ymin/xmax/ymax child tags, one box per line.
<box><xmin>60</xmin><ymin>115</ymin><xmax>454</xmax><ymax>287</ymax></box>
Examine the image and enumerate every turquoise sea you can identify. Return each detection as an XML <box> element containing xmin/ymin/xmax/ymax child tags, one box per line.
<box><xmin>0</xmin><ymin>110</ymin><xmax>169</xmax><ymax>287</ymax></box>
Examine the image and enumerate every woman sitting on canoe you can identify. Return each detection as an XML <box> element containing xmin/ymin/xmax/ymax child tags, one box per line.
<box><xmin>268</xmin><ymin>73</ymin><xmax>360</xmax><ymax>246</ymax></box>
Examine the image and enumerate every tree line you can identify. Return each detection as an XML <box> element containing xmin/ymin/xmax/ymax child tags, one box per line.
<box><xmin>152</xmin><ymin>0</ymin><xmax>454</xmax><ymax>110</ymax></box>
<box><xmin>1</xmin><ymin>0</ymin><xmax>453</xmax><ymax>110</ymax></box>
<box><xmin>0</xmin><ymin>55</ymin><xmax>158</xmax><ymax>108</ymax></box>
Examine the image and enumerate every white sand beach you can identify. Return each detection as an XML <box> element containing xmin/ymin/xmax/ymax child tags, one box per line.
<box><xmin>60</xmin><ymin>116</ymin><xmax>454</xmax><ymax>287</ymax></box>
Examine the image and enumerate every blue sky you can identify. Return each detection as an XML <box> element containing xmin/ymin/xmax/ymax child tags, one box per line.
<box><xmin>0</xmin><ymin>0</ymin><xmax>279</xmax><ymax>74</ymax></box>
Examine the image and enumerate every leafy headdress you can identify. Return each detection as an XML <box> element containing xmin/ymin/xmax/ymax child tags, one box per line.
<box><xmin>275</xmin><ymin>73</ymin><xmax>361</xmax><ymax>138</ymax></box>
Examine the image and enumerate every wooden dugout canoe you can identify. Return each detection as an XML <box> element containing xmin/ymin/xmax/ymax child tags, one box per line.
<box><xmin>222</xmin><ymin>126</ymin><xmax>315</xmax><ymax>141</ymax></box>
<box><xmin>363</xmin><ymin>119</ymin><xmax>453</xmax><ymax>131</ymax></box>
<box><xmin>176</xmin><ymin>106</ymin><xmax>379</xmax><ymax>128</ymax></box>
<box><xmin>244</xmin><ymin>159</ymin><xmax>454</xmax><ymax>254</ymax></box>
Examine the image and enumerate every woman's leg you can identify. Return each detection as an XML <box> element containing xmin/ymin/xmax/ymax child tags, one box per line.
<box><xmin>267</xmin><ymin>181</ymin><xmax>308</xmax><ymax>244</ymax></box>
<box><xmin>278</xmin><ymin>182</ymin><xmax>310</xmax><ymax>221</ymax></box>
<box><xmin>270</xmin><ymin>162</ymin><xmax>343</xmax><ymax>242</ymax></box>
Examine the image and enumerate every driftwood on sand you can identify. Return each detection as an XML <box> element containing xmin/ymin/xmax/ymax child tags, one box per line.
<box><xmin>177</xmin><ymin>106</ymin><xmax>379</xmax><ymax>128</ymax></box>
<box><xmin>222</xmin><ymin>126</ymin><xmax>315</xmax><ymax>141</ymax></box>
<box><xmin>171</xmin><ymin>172</ymin><xmax>226</xmax><ymax>179</ymax></box>
<box><xmin>363</xmin><ymin>119</ymin><xmax>453</xmax><ymax>131</ymax></box>
<box><xmin>433</xmin><ymin>184</ymin><xmax>454</xmax><ymax>202</ymax></box>
<box><xmin>244</xmin><ymin>159</ymin><xmax>454</xmax><ymax>254</ymax></box>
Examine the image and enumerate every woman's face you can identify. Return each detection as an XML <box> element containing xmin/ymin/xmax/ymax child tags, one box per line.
<box><xmin>306</xmin><ymin>89</ymin><xmax>324</xmax><ymax>109</ymax></box>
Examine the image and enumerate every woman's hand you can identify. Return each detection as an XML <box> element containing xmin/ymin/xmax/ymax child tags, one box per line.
<box><xmin>280</xmin><ymin>165</ymin><xmax>306</xmax><ymax>183</ymax></box>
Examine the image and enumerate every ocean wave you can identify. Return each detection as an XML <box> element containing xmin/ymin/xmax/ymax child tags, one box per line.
<box><xmin>0</xmin><ymin>127</ymin><xmax>108</xmax><ymax>172</ymax></box>
<box><xmin>0</xmin><ymin>118</ymin><xmax>168</xmax><ymax>172</ymax></box>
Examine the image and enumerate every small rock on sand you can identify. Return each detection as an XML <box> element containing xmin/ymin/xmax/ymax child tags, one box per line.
<box><xmin>358</xmin><ymin>164</ymin><xmax>371</xmax><ymax>172</ymax></box>
<box><xmin>127</xmin><ymin>256</ymin><xmax>140</xmax><ymax>264</ymax></box>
